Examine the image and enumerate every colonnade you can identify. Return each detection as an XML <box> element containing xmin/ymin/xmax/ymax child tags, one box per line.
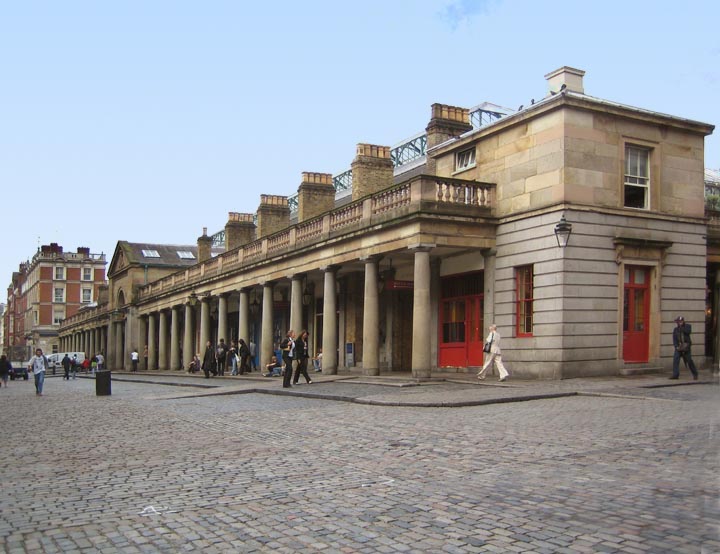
<box><xmin>60</xmin><ymin>247</ymin><xmax>435</xmax><ymax>377</ymax></box>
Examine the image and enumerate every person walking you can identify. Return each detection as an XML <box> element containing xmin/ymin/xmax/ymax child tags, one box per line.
<box><xmin>96</xmin><ymin>352</ymin><xmax>104</xmax><ymax>371</ymax></box>
<box><xmin>249</xmin><ymin>339</ymin><xmax>257</xmax><ymax>371</ymax></box>
<box><xmin>0</xmin><ymin>354</ymin><xmax>11</xmax><ymax>388</ymax></box>
<box><xmin>61</xmin><ymin>353</ymin><xmax>72</xmax><ymax>380</ymax></box>
<box><xmin>280</xmin><ymin>330</ymin><xmax>296</xmax><ymax>388</ymax></box>
<box><xmin>670</xmin><ymin>315</ymin><xmax>699</xmax><ymax>380</ymax></box>
<box><xmin>216</xmin><ymin>339</ymin><xmax>228</xmax><ymax>376</ymax></box>
<box><xmin>293</xmin><ymin>330</ymin><xmax>313</xmax><ymax>385</ymax></box>
<box><xmin>131</xmin><ymin>348</ymin><xmax>140</xmax><ymax>372</ymax></box>
<box><xmin>28</xmin><ymin>348</ymin><xmax>49</xmax><ymax>396</ymax></box>
<box><xmin>477</xmin><ymin>324</ymin><xmax>510</xmax><ymax>382</ymax></box>
<box><xmin>202</xmin><ymin>340</ymin><xmax>217</xmax><ymax>378</ymax></box>
<box><xmin>238</xmin><ymin>339</ymin><xmax>251</xmax><ymax>375</ymax></box>
<box><xmin>228</xmin><ymin>340</ymin><xmax>239</xmax><ymax>375</ymax></box>
<box><xmin>142</xmin><ymin>345</ymin><xmax>148</xmax><ymax>371</ymax></box>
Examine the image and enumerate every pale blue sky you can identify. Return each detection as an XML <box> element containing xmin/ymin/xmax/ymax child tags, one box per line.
<box><xmin>1</xmin><ymin>0</ymin><xmax>718</xmax><ymax>288</ymax></box>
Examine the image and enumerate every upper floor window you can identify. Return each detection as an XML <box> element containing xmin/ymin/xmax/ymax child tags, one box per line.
<box><xmin>142</xmin><ymin>249</ymin><xmax>160</xmax><ymax>258</ymax></box>
<box><xmin>54</xmin><ymin>287</ymin><xmax>65</xmax><ymax>303</ymax></box>
<box><xmin>54</xmin><ymin>267</ymin><xmax>65</xmax><ymax>280</ymax></box>
<box><xmin>516</xmin><ymin>265</ymin><xmax>533</xmax><ymax>336</ymax></box>
<box><xmin>83</xmin><ymin>267</ymin><xmax>93</xmax><ymax>281</ymax></box>
<box><xmin>53</xmin><ymin>310</ymin><xmax>64</xmax><ymax>325</ymax></box>
<box><xmin>455</xmin><ymin>147</ymin><xmax>476</xmax><ymax>172</ymax></box>
<box><xmin>81</xmin><ymin>288</ymin><xmax>92</xmax><ymax>303</ymax></box>
<box><xmin>624</xmin><ymin>145</ymin><xmax>650</xmax><ymax>209</ymax></box>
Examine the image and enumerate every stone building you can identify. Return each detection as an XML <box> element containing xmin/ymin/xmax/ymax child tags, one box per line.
<box><xmin>58</xmin><ymin>67</ymin><xmax>715</xmax><ymax>378</ymax></box>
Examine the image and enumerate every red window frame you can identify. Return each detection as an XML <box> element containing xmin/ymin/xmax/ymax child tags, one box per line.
<box><xmin>516</xmin><ymin>265</ymin><xmax>533</xmax><ymax>337</ymax></box>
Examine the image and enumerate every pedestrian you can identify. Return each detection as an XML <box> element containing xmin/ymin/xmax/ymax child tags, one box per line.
<box><xmin>477</xmin><ymin>324</ymin><xmax>510</xmax><ymax>382</ymax></box>
<box><xmin>189</xmin><ymin>353</ymin><xmax>201</xmax><ymax>373</ymax></box>
<box><xmin>96</xmin><ymin>352</ymin><xmax>104</xmax><ymax>371</ymax></box>
<box><xmin>0</xmin><ymin>354</ymin><xmax>11</xmax><ymax>388</ymax></box>
<box><xmin>238</xmin><ymin>339</ymin><xmax>250</xmax><ymax>374</ymax></box>
<box><xmin>280</xmin><ymin>330</ymin><xmax>296</xmax><ymax>388</ymax></box>
<box><xmin>216</xmin><ymin>339</ymin><xmax>228</xmax><ymax>376</ymax></box>
<box><xmin>61</xmin><ymin>353</ymin><xmax>72</xmax><ymax>380</ymax></box>
<box><xmin>142</xmin><ymin>344</ymin><xmax>148</xmax><ymax>370</ymax></box>
<box><xmin>131</xmin><ymin>347</ymin><xmax>139</xmax><ymax>372</ymax></box>
<box><xmin>293</xmin><ymin>330</ymin><xmax>313</xmax><ymax>385</ymax></box>
<box><xmin>249</xmin><ymin>339</ymin><xmax>257</xmax><ymax>371</ymax></box>
<box><xmin>28</xmin><ymin>348</ymin><xmax>49</xmax><ymax>396</ymax></box>
<box><xmin>228</xmin><ymin>340</ymin><xmax>239</xmax><ymax>375</ymax></box>
<box><xmin>202</xmin><ymin>340</ymin><xmax>217</xmax><ymax>378</ymax></box>
<box><xmin>70</xmin><ymin>356</ymin><xmax>78</xmax><ymax>380</ymax></box>
<box><xmin>670</xmin><ymin>316</ymin><xmax>699</xmax><ymax>380</ymax></box>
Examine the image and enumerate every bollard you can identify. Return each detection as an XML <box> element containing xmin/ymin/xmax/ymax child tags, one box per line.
<box><xmin>96</xmin><ymin>370</ymin><xmax>112</xmax><ymax>396</ymax></box>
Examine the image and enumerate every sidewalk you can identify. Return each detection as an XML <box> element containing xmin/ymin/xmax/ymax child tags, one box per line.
<box><xmin>80</xmin><ymin>366</ymin><xmax>720</xmax><ymax>407</ymax></box>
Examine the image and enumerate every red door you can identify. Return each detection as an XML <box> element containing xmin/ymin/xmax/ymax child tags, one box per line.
<box><xmin>439</xmin><ymin>296</ymin><xmax>484</xmax><ymax>367</ymax></box>
<box><xmin>623</xmin><ymin>266</ymin><xmax>650</xmax><ymax>362</ymax></box>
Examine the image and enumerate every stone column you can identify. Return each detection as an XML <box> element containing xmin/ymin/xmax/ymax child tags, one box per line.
<box><xmin>362</xmin><ymin>256</ymin><xmax>381</xmax><ymax>376</ymax></box>
<box><xmin>115</xmin><ymin>321</ymin><xmax>124</xmax><ymax>370</ymax></box>
<box><xmin>183</xmin><ymin>302</ymin><xmax>194</xmax><ymax>371</ymax></box>
<box><xmin>124</xmin><ymin>317</ymin><xmax>132</xmax><ymax>367</ymax></box>
<box><xmin>89</xmin><ymin>329</ymin><xmax>95</xmax><ymax>359</ymax></box>
<box><xmin>148</xmin><ymin>313</ymin><xmax>157</xmax><ymax>370</ymax></box>
<box><xmin>171</xmin><ymin>306</ymin><xmax>181</xmax><ymax>370</ymax></box>
<box><xmin>200</xmin><ymin>297</ymin><xmax>211</xmax><ymax>351</ymax></box>
<box><xmin>482</xmin><ymin>249</ymin><xmax>497</xmax><ymax>339</ymax></box>
<box><xmin>137</xmin><ymin>316</ymin><xmax>148</xmax><ymax>369</ymax></box>
<box><xmin>411</xmin><ymin>247</ymin><xmax>433</xmax><ymax>379</ymax></box>
<box><xmin>238</xmin><ymin>289</ymin><xmax>250</xmax><ymax>343</ymax></box>
<box><xmin>322</xmin><ymin>266</ymin><xmax>339</xmax><ymax>374</ymax></box>
<box><xmin>260</xmin><ymin>282</ymin><xmax>275</xmax><ymax>368</ymax></box>
<box><xmin>218</xmin><ymin>294</ymin><xmax>228</xmax><ymax>344</ymax></box>
<box><xmin>290</xmin><ymin>275</ymin><xmax>304</xmax><ymax>335</ymax></box>
<box><xmin>107</xmin><ymin>322</ymin><xmax>115</xmax><ymax>369</ymax></box>
<box><xmin>158</xmin><ymin>310</ymin><xmax>168</xmax><ymax>370</ymax></box>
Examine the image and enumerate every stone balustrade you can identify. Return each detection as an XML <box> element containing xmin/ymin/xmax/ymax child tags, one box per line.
<box><xmin>135</xmin><ymin>175</ymin><xmax>495</xmax><ymax>301</ymax></box>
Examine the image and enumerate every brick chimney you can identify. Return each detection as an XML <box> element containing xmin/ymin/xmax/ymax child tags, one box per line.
<box><xmin>297</xmin><ymin>172</ymin><xmax>335</xmax><ymax>222</ymax></box>
<box><xmin>425</xmin><ymin>103</ymin><xmax>473</xmax><ymax>174</ymax></box>
<box><xmin>256</xmin><ymin>195</ymin><xmax>290</xmax><ymax>239</ymax></box>
<box><xmin>197</xmin><ymin>227</ymin><xmax>212</xmax><ymax>263</ymax></box>
<box><xmin>77</xmin><ymin>247</ymin><xmax>90</xmax><ymax>257</ymax></box>
<box><xmin>224</xmin><ymin>212</ymin><xmax>256</xmax><ymax>250</ymax></box>
<box><xmin>545</xmin><ymin>66</ymin><xmax>585</xmax><ymax>95</ymax></box>
<box><xmin>351</xmin><ymin>144</ymin><xmax>393</xmax><ymax>201</ymax></box>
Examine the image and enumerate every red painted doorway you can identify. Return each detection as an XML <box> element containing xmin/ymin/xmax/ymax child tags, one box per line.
<box><xmin>438</xmin><ymin>272</ymin><xmax>484</xmax><ymax>368</ymax></box>
<box><xmin>623</xmin><ymin>266</ymin><xmax>650</xmax><ymax>363</ymax></box>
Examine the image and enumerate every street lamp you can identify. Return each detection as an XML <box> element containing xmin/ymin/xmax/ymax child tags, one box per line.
<box><xmin>554</xmin><ymin>214</ymin><xmax>573</xmax><ymax>248</ymax></box>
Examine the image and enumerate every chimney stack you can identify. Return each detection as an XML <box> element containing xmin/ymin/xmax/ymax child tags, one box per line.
<box><xmin>256</xmin><ymin>195</ymin><xmax>290</xmax><ymax>239</ymax></box>
<box><xmin>425</xmin><ymin>104</ymin><xmax>473</xmax><ymax>174</ymax></box>
<box><xmin>224</xmin><ymin>212</ymin><xmax>256</xmax><ymax>250</ymax></box>
<box><xmin>297</xmin><ymin>172</ymin><xmax>335</xmax><ymax>222</ymax></box>
<box><xmin>351</xmin><ymin>144</ymin><xmax>393</xmax><ymax>201</ymax></box>
<box><xmin>545</xmin><ymin>66</ymin><xmax>585</xmax><ymax>95</ymax></box>
<box><xmin>197</xmin><ymin>227</ymin><xmax>212</xmax><ymax>262</ymax></box>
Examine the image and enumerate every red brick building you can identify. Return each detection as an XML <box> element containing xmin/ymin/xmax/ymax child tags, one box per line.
<box><xmin>3</xmin><ymin>243</ymin><xmax>107</xmax><ymax>361</ymax></box>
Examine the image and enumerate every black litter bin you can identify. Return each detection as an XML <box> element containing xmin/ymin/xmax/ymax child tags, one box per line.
<box><xmin>96</xmin><ymin>370</ymin><xmax>112</xmax><ymax>396</ymax></box>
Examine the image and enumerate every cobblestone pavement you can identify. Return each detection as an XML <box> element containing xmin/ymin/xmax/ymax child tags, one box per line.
<box><xmin>1</xmin><ymin>372</ymin><xmax>718</xmax><ymax>553</ymax></box>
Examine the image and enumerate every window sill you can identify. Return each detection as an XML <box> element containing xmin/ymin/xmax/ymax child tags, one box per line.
<box><xmin>452</xmin><ymin>164</ymin><xmax>476</xmax><ymax>177</ymax></box>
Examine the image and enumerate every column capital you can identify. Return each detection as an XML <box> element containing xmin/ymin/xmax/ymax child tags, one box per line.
<box><xmin>287</xmin><ymin>272</ymin><xmax>307</xmax><ymax>281</ymax></box>
<box><xmin>360</xmin><ymin>254</ymin><xmax>383</xmax><ymax>263</ymax></box>
<box><xmin>321</xmin><ymin>264</ymin><xmax>341</xmax><ymax>274</ymax></box>
<box><xmin>408</xmin><ymin>243</ymin><xmax>435</xmax><ymax>253</ymax></box>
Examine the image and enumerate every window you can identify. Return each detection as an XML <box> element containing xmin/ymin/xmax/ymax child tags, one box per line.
<box><xmin>177</xmin><ymin>251</ymin><xmax>195</xmax><ymax>259</ymax></box>
<box><xmin>53</xmin><ymin>310</ymin><xmax>65</xmax><ymax>325</ymax></box>
<box><xmin>624</xmin><ymin>145</ymin><xmax>650</xmax><ymax>209</ymax></box>
<box><xmin>82</xmin><ymin>288</ymin><xmax>92</xmax><ymax>303</ymax></box>
<box><xmin>83</xmin><ymin>267</ymin><xmax>92</xmax><ymax>281</ymax></box>
<box><xmin>54</xmin><ymin>287</ymin><xmax>65</xmax><ymax>303</ymax></box>
<box><xmin>141</xmin><ymin>249</ymin><xmax>160</xmax><ymax>258</ymax></box>
<box><xmin>34</xmin><ymin>311</ymin><xmax>39</xmax><ymax>325</ymax></box>
<box><xmin>516</xmin><ymin>265</ymin><xmax>533</xmax><ymax>336</ymax></box>
<box><xmin>54</xmin><ymin>266</ymin><xmax>65</xmax><ymax>280</ymax></box>
<box><xmin>455</xmin><ymin>147</ymin><xmax>476</xmax><ymax>171</ymax></box>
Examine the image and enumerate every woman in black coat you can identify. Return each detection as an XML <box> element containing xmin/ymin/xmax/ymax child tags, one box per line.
<box><xmin>293</xmin><ymin>330</ymin><xmax>313</xmax><ymax>385</ymax></box>
<box><xmin>202</xmin><ymin>340</ymin><xmax>217</xmax><ymax>378</ymax></box>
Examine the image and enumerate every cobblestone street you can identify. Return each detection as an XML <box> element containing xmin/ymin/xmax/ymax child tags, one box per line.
<box><xmin>1</xmin><ymin>373</ymin><xmax>718</xmax><ymax>553</ymax></box>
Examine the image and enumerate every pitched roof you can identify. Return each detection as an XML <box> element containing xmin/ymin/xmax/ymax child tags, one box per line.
<box><xmin>108</xmin><ymin>241</ymin><xmax>225</xmax><ymax>277</ymax></box>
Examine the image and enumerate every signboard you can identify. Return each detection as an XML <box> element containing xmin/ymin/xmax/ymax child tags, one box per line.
<box><xmin>386</xmin><ymin>279</ymin><xmax>414</xmax><ymax>290</ymax></box>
